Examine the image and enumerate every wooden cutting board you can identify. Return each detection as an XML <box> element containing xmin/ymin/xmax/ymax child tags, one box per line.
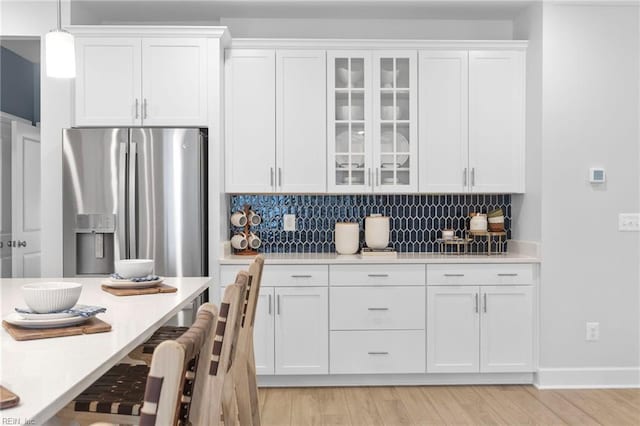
<box><xmin>0</xmin><ymin>386</ymin><xmax>19</xmax><ymax>410</ymax></box>
<box><xmin>101</xmin><ymin>283</ymin><xmax>177</xmax><ymax>297</ymax></box>
<box><xmin>2</xmin><ymin>317</ymin><xmax>112</xmax><ymax>341</ymax></box>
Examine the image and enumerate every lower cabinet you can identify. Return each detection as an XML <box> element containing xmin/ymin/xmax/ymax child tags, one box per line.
<box><xmin>427</xmin><ymin>285</ymin><xmax>533</xmax><ymax>373</ymax></box>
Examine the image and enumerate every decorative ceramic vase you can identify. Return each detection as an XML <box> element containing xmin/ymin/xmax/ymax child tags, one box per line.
<box><xmin>365</xmin><ymin>214</ymin><xmax>390</xmax><ymax>249</ymax></box>
<box><xmin>335</xmin><ymin>222</ymin><xmax>359</xmax><ymax>255</ymax></box>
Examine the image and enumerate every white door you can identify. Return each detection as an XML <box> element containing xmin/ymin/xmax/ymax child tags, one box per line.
<box><xmin>276</xmin><ymin>50</ymin><xmax>326</xmax><ymax>193</ymax></box>
<box><xmin>75</xmin><ymin>37</ymin><xmax>142</xmax><ymax>126</ymax></box>
<box><xmin>275</xmin><ymin>287</ymin><xmax>328</xmax><ymax>375</ymax></box>
<box><xmin>327</xmin><ymin>51</ymin><xmax>373</xmax><ymax>193</ymax></box>
<box><xmin>225</xmin><ymin>49</ymin><xmax>276</xmax><ymax>193</ymax></box>
<box><xmin>427</xmin><ymin>286</ymin><xmax>479</xmax><ymax>373</ymax></box>
<box><xmin>418</xmin><ymin>50</ymin><xmax>469</xmax><ymax>193</ymax></box>
<box><xmin>11</xmin><ymin>121</ymin><xmax>41</xmax><ymax>278</ymax></box>
<box><xmin>141</xmin><ymin>38</ymin><xmax>207</xmax><ymax>126</ymax></box>
<box><xmin>480</xmin><ymin>286</ymin><xmax>534</xmax><ymax>372</ymax></box>
<box><xmin>254</xmin><ymin>288</ymin><xmax>275</xmax><ymax>375</ymax></box>
<box><xmin>372</xmin><ymin>51</ymin><xmax>418</xmax><ymax>193</ymax></box>
<box><xmin>468</xmin><ymin>50</ymin><xmax>525</xmax><ymax>193</ymax></box>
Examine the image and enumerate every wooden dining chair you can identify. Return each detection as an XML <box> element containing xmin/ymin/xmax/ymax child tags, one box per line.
<box><xmin>57</xmin><ymin>272</ymin><xmax>249</xmax><ymax>426</ymax></box>
<box><xmin>222</xmin><ymin>255</ymin><xmax>264</xmax><ymax>426</ymax></box>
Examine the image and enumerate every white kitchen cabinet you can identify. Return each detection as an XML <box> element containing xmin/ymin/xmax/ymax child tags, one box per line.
<box><xmin>75</xmin><ymin>38</ymin><xmax>142</xmax><ymax>126</ymax></box>
<box><xmin>225</xmin><ymin>49</ymin><xmax>276</xmax><ymax>193</ymax></box>
<box><xmin>276</xmin><ymin>50</ymin><xmax>326</xmax><ymax>192</ymax></box>
<box><xmin>480</xmin><ymin>286</ymin><xmax>533</xmax><ymax>372</ymax></box>
<box><xmin>225</xmin><ymin>49</ymin><xmax>326</xmax><ymax>193</ymax></box>
<box><xmin>254</xmin><ymin>288</ymin><xmax>276</xmax><ymax>375</ymax></box>
<box><xmin>275</xmin><ymin>287</ymin><xmax>328</xmax><ymax>375</ymax></box>
<box><xmin>427</xmin><ymin>286</ymin><xmax>480</xmax><ymax>373</ymax></box>
<box><xmin>75</xmin><ymin>37</ymin><xmax>207</xmax><ymax>127</ymax></box>
<box><xmin>327</xmin><ymin>51</ymin><xmax>418</xmax><ymax>193</ymax></box>
<box><xmin>141</xmin><ymin>38</ymin><xmax>207</xmax><ymax>126</ymax></box>
<box><xmin>418</xmin><ymin>49</ymin><xmax>525</xmax><ymax>193</ymax></box>
<box><xmin>427</xmin><ymin>284</ymin><xmax>534</xmax><ymax>373</ymax></box>
<box><xmin>469</xmin><ymin>51</ymin><xmax>525</xmax><ymax>193</ymax></box>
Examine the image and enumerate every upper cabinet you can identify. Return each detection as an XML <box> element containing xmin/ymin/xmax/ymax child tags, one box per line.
<box><xmin>225</xmin><ymin>49</ymin><xmax>326</xmax><ymax>193</ymax></box>
<box><xmin>419</xmin><ymin>49</ymin><xmax>525</xmax><ymax>193</ymax></box>
<box><xmin>327</xmin><ymin>51</ymin><xmax>418</xmax><ymax>193</ymax></box>
<box><xmin>74</xmin><ymin>37</ymin><xmax>207</xmax><ymax>127</ymax></box>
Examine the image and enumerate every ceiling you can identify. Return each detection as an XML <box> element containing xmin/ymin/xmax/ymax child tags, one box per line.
<box><xmin>70</xmin><ymin>1</ymin><xmax>536</xmax><ymax>24</ymax></box>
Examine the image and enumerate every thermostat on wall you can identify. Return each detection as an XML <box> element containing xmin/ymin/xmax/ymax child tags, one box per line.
<box><xmin>589</xmin><ymin>168</ymin><xmax>606</xmax><ymax>183</ymax></box>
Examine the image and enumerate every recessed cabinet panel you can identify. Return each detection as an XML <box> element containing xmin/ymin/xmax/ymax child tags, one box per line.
<box><xmin>418</xmin><ymin>51</ymin><xmax>468</xmax><ymax>193</ymax></box>
<box><xmin>75</xmin><ymin>38</ymin><xmax>142</xmax><ymax>126</ymax></box>
<box><xmin>469</xmin><ymin>51</ymin><xmax>525</xmax><ymax>193</ymax></box>
<box><xmin>225</xmin><ymin>49</ymin><xmax>276</xmax><ymax>193</ymax></box>
<box><xmin>427</xmin><ymin>286</ymin><xmax>480</xmax><ymax>373</ymax></box>
<box><xmin>141</xmin><ymin>38</ymin><xmax>207</xmax><ymax>126</ymax></box>
<box><xmin>480</xmin><ymin>286</ymin><xmax>533</xmax><ymax>372</ymax></box>
<box><xmin>276</xmin><ymin>50</ymin><xmax>326</xmax><ymax>192</ymax></box>
<box><xmin>254</xmin><ymin>288</ymin><xmax>276</xmax><ymax>375</ymax></box>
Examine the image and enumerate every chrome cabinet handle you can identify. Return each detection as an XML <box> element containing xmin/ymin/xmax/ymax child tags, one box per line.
<box><xmin>368</xmin><ymin>352</ymin><xmax>389</xmax><ymax>355</ymax></box>
<box><xmin>291</xmin><ymin>274</ymin><xmax>312</xmax><ymax>278</ymax></box>
<box><xmin>276</xmin><ymin>295</ymin><xmax>281</xmax><ymax>315</ymax></box>
<box><xmin>278</xmin><ymin>167</ymin><xmax>282</xmax><ymax>187</ymax></box>
<box><xmin>463</xmin><ymin>168</ymin><xmax>467</xmax><ymax>186</ymax></box>
<box><xmin>135</xmin><ymin>98</ymin><xmax>139</xmax><ymax>119</ymax></box>
<box><xmin>368</xmin><ymin>307</ymin><xmax>389</xmax><ymax>311</ymax></box>
<box><xmin>143</xmin><ymin>98</ymin><xmax>148</xmax><ymax>119</ymax></box>
<box><xmin>475</xmin><ymin>293</ymin><xmax>479</xmax><ymax>313</ymax></box>
<box><xmin>498</xmin><ymin>273</ymin><xmax>518</xmax><ymax>277</ymax></box>
<box><xmin>368</xmin><ymin>274</ymin><xmax>389</xmax><ymax>278</ymax></box>
<box><xmin>471</xmin><ymin>167</ymin><xmax>476</xmax><ymax>186</ymax></box>
<box><xmin>444</xmin><ymin>273</ymin><xmax>464</xmax><ymax>277</ymax></box>
<box><xmin>269</xmin><ymin>167</ymin><xmax>274</xmax><ymax>188</ymax></box>
<box><xmin>268</xmin><ymin>294</ymin><xmax>272</xmax><ymax>315</ymax></box>
<box><xmin>375</xmin><ymin>167</ymin><xmax>379</xmax><ymax>186</ymax></box>
<box><xmin>367</xmin><ymin>168</ymin><xmax>372</xmax><ymax>187</ymax></box>
<box><xmin>483</xmin><ymin>293</ymin><xmax>487</xmax><ymax>313</ymax></box>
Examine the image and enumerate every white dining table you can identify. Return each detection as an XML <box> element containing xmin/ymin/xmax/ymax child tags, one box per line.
<box><xmin>0</xmin><ymin>276</ymin><xmax>211</xmax><ymax>425</ymax></box>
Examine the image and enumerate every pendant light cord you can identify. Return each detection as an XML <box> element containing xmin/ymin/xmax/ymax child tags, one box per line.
<box><xmin>57</xmin><ymin>0</ymin><xmax>62</xmax><ymax>31</ymax></box>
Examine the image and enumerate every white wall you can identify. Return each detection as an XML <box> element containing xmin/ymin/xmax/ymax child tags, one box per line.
<box><xmin>0</xmin><ymin>0</ymin><xmax>71</xmax><ymax>37</ymax></box>
<box><xmin>221</xmin><ymin>17</ymin><xmax>514</xmax><ymax>40</ymax></box>
<box><xmin>538</xmin><ymin>3</ymin><xmax>640</xmax><ymax>387</ymax></box>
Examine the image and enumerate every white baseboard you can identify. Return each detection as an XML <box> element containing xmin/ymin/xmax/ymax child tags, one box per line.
<box><xmin>536</xmin><ymin>367</ymin><xmax>640</xmax><ymax>389</ymax></box>
<box><xmin>258</xmin><ymin>372</ymin><xmax>534</xmax><ymax>387</ymax></box>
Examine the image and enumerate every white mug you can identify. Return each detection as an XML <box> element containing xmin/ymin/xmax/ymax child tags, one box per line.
<box><xmin>247</xmin><ymin>211</ymin><xmax>262</xmax><ymax>226</ymax></box>
<box><xmin>230</xmin><ymin>211</ymin><xmax>248</xmax><ymax>227</ymax></box>
<box><xmin>231</xmin><ymin>233</ymin><xmax>248</xmax><ymax>250</ymax></box>
<box><xmin>248</xmin><ymin>232</ymin><xmax>261</xmax><ymax>249</ymax></box>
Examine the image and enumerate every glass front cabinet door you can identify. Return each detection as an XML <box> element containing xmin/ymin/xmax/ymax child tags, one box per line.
<box><xmin>327</xmin><ymin>51</ymin><xmax>417</xmax><ymax>193</ymax></box>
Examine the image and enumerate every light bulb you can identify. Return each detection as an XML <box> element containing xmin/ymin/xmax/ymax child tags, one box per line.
<box><xmin>45</xmin><ymin>30</ymin><xmax>76</xmax><ymax>79</ymax></box>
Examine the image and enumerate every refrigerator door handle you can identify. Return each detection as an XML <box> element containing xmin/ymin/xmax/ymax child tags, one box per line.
<box><xmin>128</xmin><ymin>142</ymin><xmax>137</xmax><ymax>258</ymax></box>
<box><xmin>118</xmin><ymin>142</ymin><xmax>128</xmax><ymax>259</ymax></box>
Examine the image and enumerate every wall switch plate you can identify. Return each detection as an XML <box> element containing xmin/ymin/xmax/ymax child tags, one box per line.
<box><xmin>283</xmin><ymin>214</ymin><xmax>296</xmax><ymax>231</ymax></box>
<box><xmin>586</xmin><ymin>322</ymin><xmax>600</xmax><ymax>341</ymax></box>
<box><xmin>619</xmin><ymin>213</ymin><xmax>640</xmax><ymax>231</ymax></box>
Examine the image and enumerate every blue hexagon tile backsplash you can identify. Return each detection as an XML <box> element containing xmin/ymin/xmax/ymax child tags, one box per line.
<box><xmin>229</xmin><ymin>194</ymin><xmax>511</xmax><ymax>253</ymax></box>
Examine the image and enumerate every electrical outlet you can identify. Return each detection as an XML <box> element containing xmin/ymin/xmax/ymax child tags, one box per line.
<box><xmin>619</xmin><ymin>213</ymin><xmax>640</xmax><ymax>231</ymax></box>
<box><xmin>283</xmin><ymin>214</ymin><xmax>296</xmax><ymax>231</ymax></box>
<box><xmin>586</xmin><ymin>322</ymin><xmax>600</xmax><ymax>341</ymax></box>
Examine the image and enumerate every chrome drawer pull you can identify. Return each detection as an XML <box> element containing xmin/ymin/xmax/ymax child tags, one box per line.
<box><xmin>368</xmin><ymin>352</ymin><xmax>389</xmax><ymax>355</ymax></box>
<box><xmin>291</xmin><ymin>274</ymin><xmax>312</xmax><ymax>278</ymax></box>
<box><xmin>268</xmin><ymin>294</ymin><xmax>272</xmax><ymax>315</ymax></box>
<box><xmin>368</xmin><ymin>274</ymin><xmax>389</xmax><ymax>278</ymax></box>
<box><xmin>444</xmin><ymin>273</ymin><xmax>464</xmax><ymax>277</ymax></box>
<box><xmin>367</xmin><ymin>307</ymin><xmax>389</xmax><ymax>311</ymax></box>
<box><xmin>497</xmin><ymin>273</ymin><xmax>518</xmax><ymax>277</ymax></box>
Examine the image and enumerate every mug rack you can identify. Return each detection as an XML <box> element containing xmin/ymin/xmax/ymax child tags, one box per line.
<box><xmin>234</xmin><ymin>204</ymin><xmax>258</xmax><ymax>256</ymax></box>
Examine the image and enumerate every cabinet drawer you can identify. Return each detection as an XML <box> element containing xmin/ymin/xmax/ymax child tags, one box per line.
<box><xmin>330</xmin><ymin>264</ymin><xmax>425</xmax><ymax>286</ymax></box>
<box><xmin>330</xmin><ymin>287</ymin><xmax>425</xmax><ymax>330</ymax></box>
<box><xmin>427</xmin><ymin>264</ymin><xmax>534</xmax><ymax>286</ymax></box>
<box><xmin>330</xmin><ymin>330</ymin><xmax>425</xmax><ymax>374</ymax></box>
<box><xmin>221</xmin><ymin>264</ymin><xmax>328</xmax><ymax>287</ymax></box>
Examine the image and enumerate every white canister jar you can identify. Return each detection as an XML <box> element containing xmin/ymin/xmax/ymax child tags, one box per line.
<box><xmin>470</xmin><ymin>213</ymin><xmax>488</xmax><ymax>232</ymax></box>
<box><xmin>334</xmin><ymin>222</ymin><xmax>360</xmax><ymax>255</ymax></box>
<box><xmin>365</xmin><ymin>214</ymin><xmax>390</xmax><ymax>249</ymax></box>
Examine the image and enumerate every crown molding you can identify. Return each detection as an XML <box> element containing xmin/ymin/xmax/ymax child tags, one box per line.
<box><xmin>230</xmin><ymin>38</ymin><xmax>528</xmax><ymax>50</ymax></box>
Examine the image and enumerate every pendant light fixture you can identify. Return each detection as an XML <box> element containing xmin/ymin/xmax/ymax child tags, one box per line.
<box><xmin>45</xmin><ymin>0</ymin><xmax>75</xmax><ymax>78</ymax></box>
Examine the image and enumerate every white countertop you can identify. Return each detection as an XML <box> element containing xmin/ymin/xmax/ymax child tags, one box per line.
<box><xmin>0</xmin><ymin>276</ymin><xmax>211</xmax><ymax>424</ymax></box>
<box><xmin>220</xmin><ymin>251</ymin><xmax>540</xmax><ymax>265</ymax></box>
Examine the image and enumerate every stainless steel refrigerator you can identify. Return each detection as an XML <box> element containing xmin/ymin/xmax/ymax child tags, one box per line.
<box><xmin>62</xmin><ymin>128</ymin><xmax>207</xmax><ymax>279</ymax></box>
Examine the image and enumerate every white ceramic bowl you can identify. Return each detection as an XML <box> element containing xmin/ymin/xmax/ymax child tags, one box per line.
<box><xmin>22</xmin><ymin>282</ymin><xmax>82</xmax><ymax>313</ymax></box>
<box><xmin>115</xmin><ymin>259</ymin><xmax>154</xmax><ymax>279</ymax></box>
<box><xmin>381</xmin><ymin>68</ymin><xmax>400</xmax><ymax>87</ymax></box>
<box><xmin>381</xmin><ymin>105</ymin><xmax>400</xmax><ymax>120</ymax></box>
<box><xmin>488</xmin><ymin>216</ymin><xmax>505</xmax><ymax>223</ymax></box>
<box><xmin>336</xmin><ymin>67</ymin><xmax>364</xmax><ymax>87</ymax></box>
<box><xmin>337</xmin><ymin>105</ymin><xmax>364</xmax><ymax>121</ymax></box>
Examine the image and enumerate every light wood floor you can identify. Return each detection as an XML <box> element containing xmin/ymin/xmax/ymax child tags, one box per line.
<box><xmin>257</xmin><ymin>386</ymin><xmax>640</xmax><ymax>425</ymax></box>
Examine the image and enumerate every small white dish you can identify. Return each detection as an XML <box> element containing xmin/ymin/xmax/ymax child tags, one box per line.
<box><xmin>103</xmin><ymin>277</ymin><xmax>163</xmax><ymax>289</ymax></box>
<box><xmin>16</xmin><ymin>310</ymin><xmax>76</xmax><ymax>320</ymax></box>
<box><xmin>4</xmin><ymin>313</ymin><xmax>87</xmax><ymax>329</ymax></box>
<box><xmin>22</xmin><ymin>282</ymin><xmax>82</xmax><ymax>314</ymax></box>
<box><xmin>114</xmin><ymin>259</ymin><xmax>154</xmax><ymax>279</ymax></box>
